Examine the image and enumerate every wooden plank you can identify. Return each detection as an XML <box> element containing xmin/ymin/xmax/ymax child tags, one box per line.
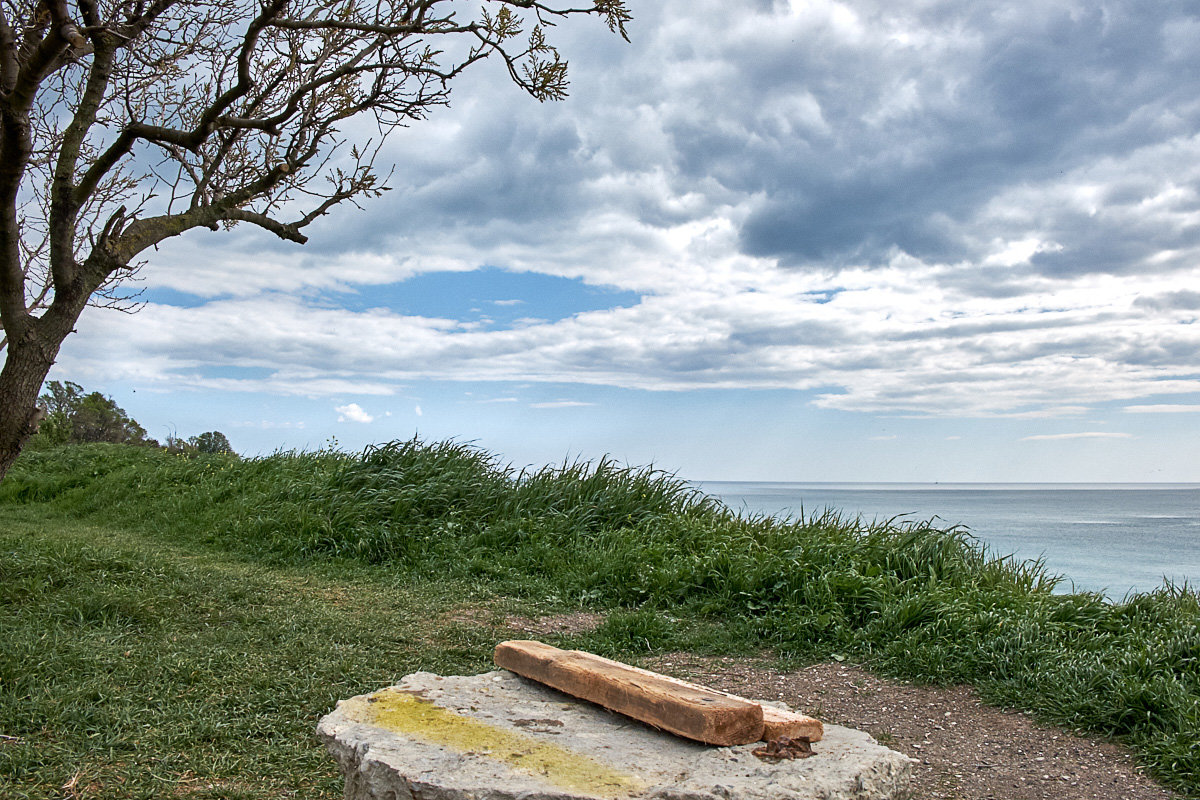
<box><xmin>494</xmin><ymin>640</ymin><xmax>764</xmax><ymax>746</ymax></box>
<box><xmin>584</xmin><ymin>653</ymin><xmax>824</xmax><ymax>743</ymax></box>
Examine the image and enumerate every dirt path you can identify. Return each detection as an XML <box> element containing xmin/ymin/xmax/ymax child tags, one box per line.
<box><xmin>646</xmin><ymin>653</ymin><xmax>1178</xmax><ymax>800</ymax></box>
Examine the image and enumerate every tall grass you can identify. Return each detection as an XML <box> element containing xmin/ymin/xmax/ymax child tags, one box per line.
<box><xmin>3</xmin><ymin>440</ymin><xmax>1197</xmax><ymax>795</ymax></box>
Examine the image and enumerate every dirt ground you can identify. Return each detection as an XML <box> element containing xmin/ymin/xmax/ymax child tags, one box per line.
<box><xmin>495</xmin><ymin>611</ymin><xmax>1180</xmax><ymax>800</ymax></box>
<box><xmin>645</xmin><ymin>652</ymin><xmax>1179</xmax><ymax>800</ymax></box>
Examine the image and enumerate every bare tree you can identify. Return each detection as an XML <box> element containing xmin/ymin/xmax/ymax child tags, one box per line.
<box><xmin>0</xmin><ymin>0</ymin><xmax>630</xmax><ymax>479</ymax></box>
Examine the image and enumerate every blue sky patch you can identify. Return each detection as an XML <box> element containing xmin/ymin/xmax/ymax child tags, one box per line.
<box><xmin>330</xmin><ymin>267</ymin><xmax>642</xmax><ymax>327</ymax></box>
<box><xmin>140</xmin><ymin>287</ymin><xmax>213</xmax><ymax>308</ymax></box>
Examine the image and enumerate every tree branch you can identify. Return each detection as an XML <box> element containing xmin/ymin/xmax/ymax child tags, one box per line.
<box><xmin>48</xmin><ymin>0</ymin><xmax>88</xmax><ymax>49</ymax></box>
<box><xmin>73</xmin><ymin>129</ymin><xmax>137</xmax><ymax>208</ymax></box>
<box><xmin>74</xmin><ymin>0</ymin><xmax>102</xmax><ymax>29</ymax></box>
<box><xmin>223</xmin><ymin>208</ymin><xmax>306</xmax><ymax>243</ymax></box>
<box><xmin>52</xmin><ymin>37</ymin><xmax>119</xmax><ymax>288</ymax></box>
<box><xmin>0</xmin><ymin>8</ymin><xmax>18</xmax><ymax>96</ymax></box>
<box><xmin>269</xmin><ymin>18</ymin><xmax>455</xmax><ymax>36</ymax></box>
<box><xmin>190</xmin><ymin>0</ymin><xmax>287</xmax><ymax>146</ymax></box>
<box><xmin>107</xmin><ymin>207</ymin><xmax>217</xmax><ymax>264</ymax></box>
<box><xmin>0</xmin><ymin>84</ymin><xmax>30</xmax><ymax>344</ymax></box>
<box><xmin>71</xmin><ymin>0</ymin><xmax>179</xmax><ymax>204</ymax></box>
<box><xmin>10</xmin><ymin>0</ymin><xmax>86</xmax><ymax>112</ymax></box>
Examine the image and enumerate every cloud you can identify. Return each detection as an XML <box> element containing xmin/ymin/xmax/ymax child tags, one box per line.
<box><xmin>124</xmin><ymin>0</ymin><xmax>1200</xmax><ymax>294</ymax></box>
<box><xmin>1124</xmin><ymin>404</ymin><xmax>1200</xmax><ymax>414</ymax></box>
<box><xmin>728</xmin><ymin>3</ymin><xmax>1200</xmax><ymax>271</ymax></box>
<box><xmin>231</xmin><ymin>420</ymin><xmax>306</xmax><ymax>429</ymax></box>
<box><xmin>1021</xmin><ymin>432</ymin><xmax>1135</xmax><ymax>441</ymax></box>
<box><xmin>415</xmin><ymin>405</ymin><xmax>423</xmax><ymax>417</ymax></box>
<box><xmin>1134</xmin><ymin>290</ymin><xmax>1200</xmax><ymax>311</ymax></box>
<box><xmin>335</xmin><ymin>403</ymin><xmax>375</xmax><ymax>423</ymax></box>
<box><xmin>530</xmin><ymin>400</ymin><xmax>596</xmax><ymax>409</ymax></box>
<box><xmin>62</xmin><ymin>255</ymin><xmax>1200</xmax><ymax>420</ymax></box>
<box><xmin>50</xmin><ymin>0</ymin><xmax>1200</xmax><ymax>425</ymax></box>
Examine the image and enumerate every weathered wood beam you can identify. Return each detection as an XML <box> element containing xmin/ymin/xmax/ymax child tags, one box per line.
<box><xmin>583</xmin><ymin>651</ymin><xmax>824</xmax><ymax>742</ymax></box>
<box><xmin>494</xmin><ymin>640</ymin><xmax>765</xmax><ymax>746</ymax></box>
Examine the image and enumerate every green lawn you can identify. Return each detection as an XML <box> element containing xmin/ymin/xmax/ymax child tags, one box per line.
<box><xmin>0</xmin><ymin>510</ymin><xmax>512</xmax><ymax>799</ymax></box>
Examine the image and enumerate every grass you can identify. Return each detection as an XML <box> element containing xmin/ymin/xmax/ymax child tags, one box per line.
<box><xmin>2</xmin><ymin>439</ymin><xmax>1198</xmax><ymax>798</ymax></box>
<box><xmin>0</xmin><ymin>510</ymin><xmax>513</xmax><ymax>799</ymax></box>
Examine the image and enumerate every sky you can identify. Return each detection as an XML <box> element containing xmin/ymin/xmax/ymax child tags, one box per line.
<box><xmin>47</xmin><ymin>0</ymin><xmax>1200</xmax><ymax>482</ymax></box>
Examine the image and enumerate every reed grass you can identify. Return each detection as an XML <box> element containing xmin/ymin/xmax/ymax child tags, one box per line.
<box><xmin>2</xmin><ymin>439</ymin><xmax>1197</xmax><ymax>796</ymax></box>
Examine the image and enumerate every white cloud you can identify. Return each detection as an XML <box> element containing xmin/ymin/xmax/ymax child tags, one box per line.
<box><xmin>1124</xmin><ymin>404</ymin><xmax>1200</xmax><ymax>414</ymax></box>
<box><xmin>62</xmin><ymin>255</ymin><xmax>1200</xmax><ymax>420</ymax></box>
<box><xmin>47</xmin><ymin>0</ymin><xmax>1200</xmax><ymax>427</ymax></box>
<box><xmin>415</xmin><ymin>405</ymin><xmax>423</xmax><ymax>416</ymax></box>
<box><xmin>530</xmin><ymin>400</ymin><xmax>596</xmax><ymax>409</ymax></box>
<box><xmin>1021</xmin><ymin>432</ymin><xmax>1135</xmax><ymax>441</ymax></box>
<box><xmin>335</xmin><ymin>403</ymin><xmax>375</xmax><ymax>423</ymax></box>
<box><xmin>231</xmin><ymin>420</ymin><xmax>306</xmax><ymax>429</ymax></box>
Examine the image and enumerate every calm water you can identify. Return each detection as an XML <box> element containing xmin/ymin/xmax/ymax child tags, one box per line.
<box><xmin>696</xmin><ymin>482</ymin><xmax>1200</xmax><ymax>598</ymax></box>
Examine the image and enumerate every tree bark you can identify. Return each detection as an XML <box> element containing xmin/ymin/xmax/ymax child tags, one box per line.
<box><xmin>0</xmin><ymin>342</ymin><xmax>55</xmax><ymax>480</ymax></box>
<box><xmin>0</xmin><ymin>297</ymin><xmax>87</xmax><ymax>480</ymax></box>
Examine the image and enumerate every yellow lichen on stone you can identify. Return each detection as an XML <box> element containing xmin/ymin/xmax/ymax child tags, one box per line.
<box><xmin>348</xmin><ymin>689</ymin><xmax>643</xmax><ymax>798</ymax></box>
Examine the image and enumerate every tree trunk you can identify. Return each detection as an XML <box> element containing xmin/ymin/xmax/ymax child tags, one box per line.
<box><xmin>0</xmin><ymin>303</ymin><xmax>84</xmax><ymax>481</ymax></box>
<box><xmin>0</xmin><ymin>349</ymin><xmax>52</xmax><ymax>480</ymax></box>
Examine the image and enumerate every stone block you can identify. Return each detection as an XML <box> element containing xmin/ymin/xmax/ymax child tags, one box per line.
<box><xmin>317</xmin><ymin>671</ymin><xmax>914</xmax><ymax>800</ymax></box>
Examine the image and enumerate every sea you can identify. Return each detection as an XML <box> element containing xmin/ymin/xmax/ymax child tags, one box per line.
<box><xmin>695</xmin><ymin>482</ymin><xmax>1200</xmax><ymax>599</ymax></box>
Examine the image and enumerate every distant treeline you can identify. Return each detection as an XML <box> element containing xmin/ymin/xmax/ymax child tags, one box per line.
<box><xmin>32</xmin><ymin>381</ymin><xmax>234</xmax><ymax>456</ymax></box>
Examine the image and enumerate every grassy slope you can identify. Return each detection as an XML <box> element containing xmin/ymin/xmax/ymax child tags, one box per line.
<box><xmin>1</xmin><ymin>440</ymin><xmax>1197</xmax><ymax>798</ymax></box>
<box><xmin>0</xmin><ymin>510</ymin><xmax>513</xmax><ymax>799</ymax></box>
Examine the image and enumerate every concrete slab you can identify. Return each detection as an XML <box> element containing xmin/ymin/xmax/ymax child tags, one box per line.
<box><xmin>318</xmin><ymin>670</ymin><xmax>914</xmax><ymax>800</ymax></box>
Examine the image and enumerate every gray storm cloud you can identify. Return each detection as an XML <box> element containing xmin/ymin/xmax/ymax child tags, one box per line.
<box><xmin>61</xmin><ymin>0</ymin><xmax>1200</xmax><ymax>418</ymax></box>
